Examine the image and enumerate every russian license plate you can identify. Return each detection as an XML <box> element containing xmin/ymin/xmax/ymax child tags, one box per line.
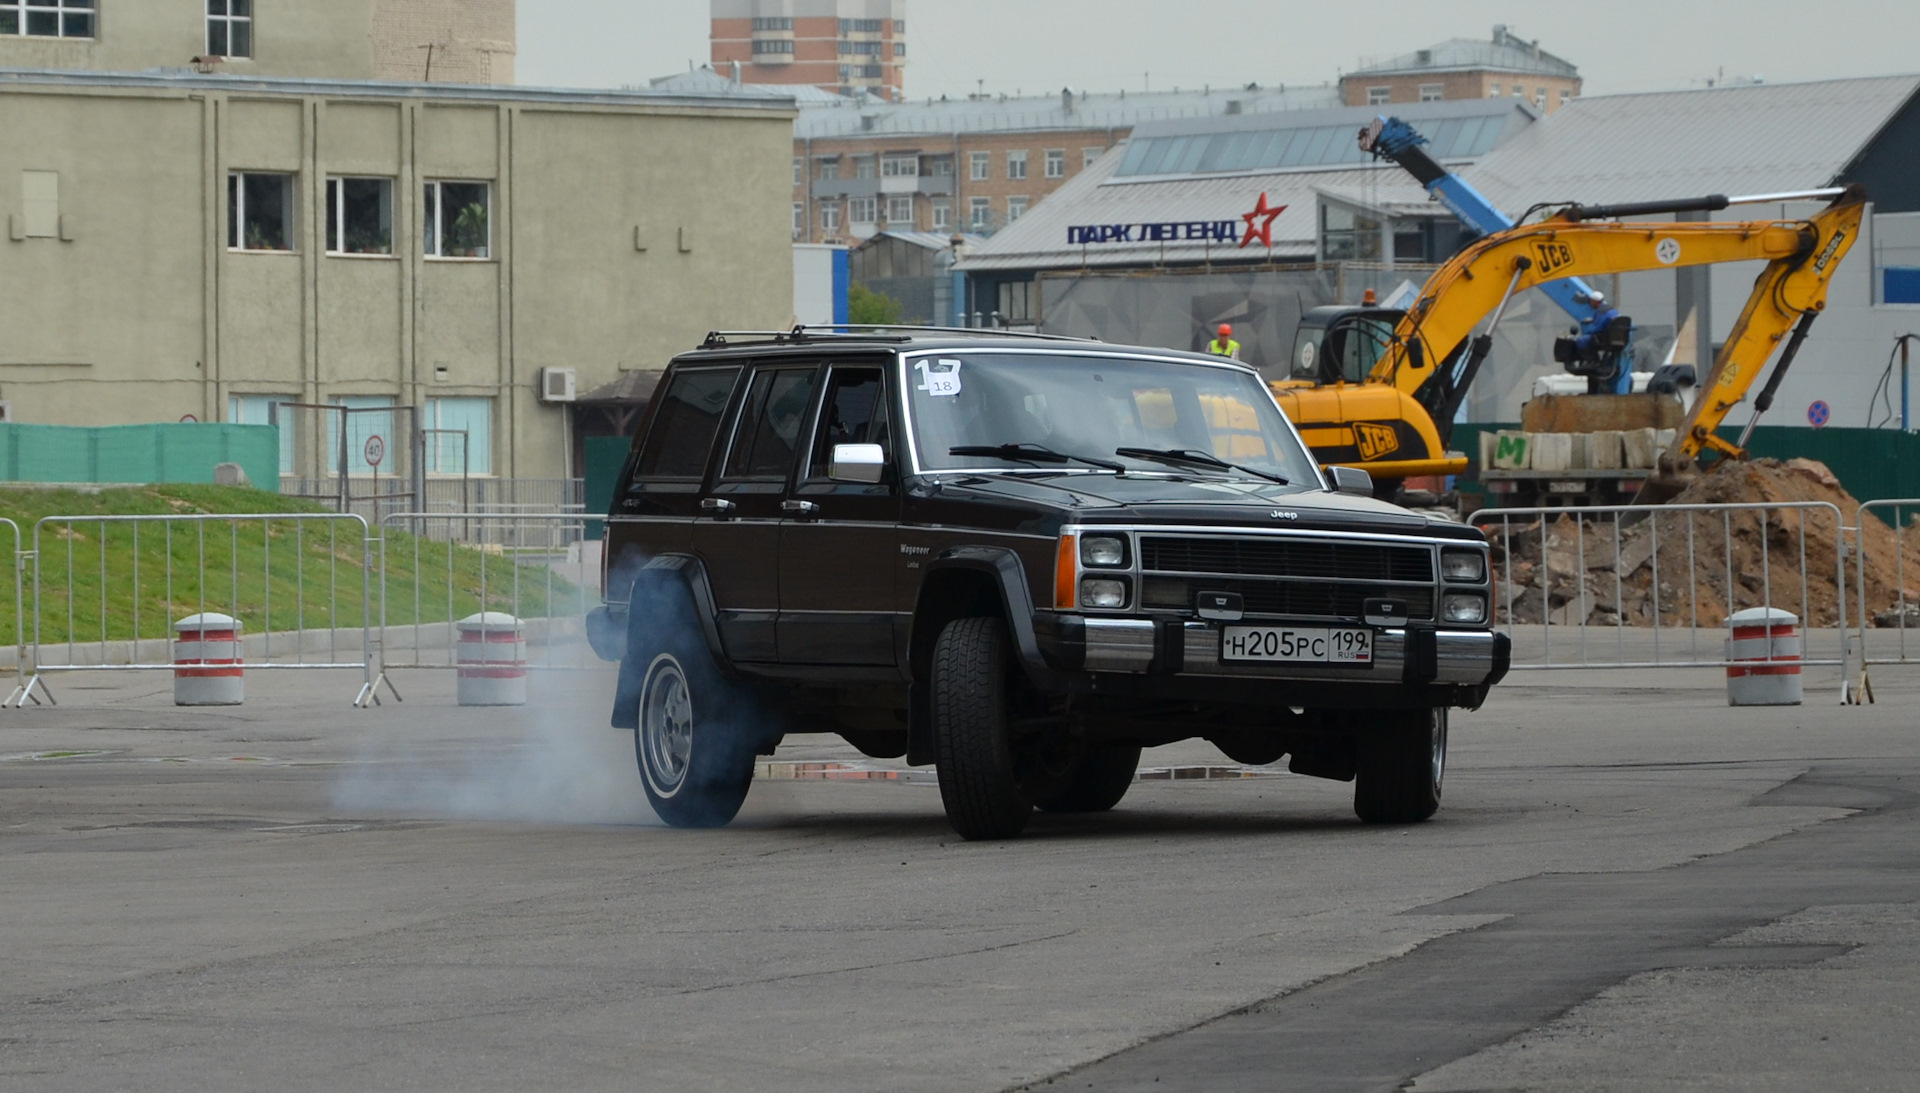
<box><xmin>1220</xmin><ymin>625</ymin><xmax>1372</xmax><ymax>664</ymax></box>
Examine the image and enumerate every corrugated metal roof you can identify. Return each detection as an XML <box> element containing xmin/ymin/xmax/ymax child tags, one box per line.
<box><xmin>645</xmin><ymin>66</ymin><xmax>848</xmax><ymax>104</ymax></box>
<box><xmin>1116</xmin><ymin>97</ymin><xmax>1530</xmax><ymax>178</ymax></box>
<box><xmin>857</xmin><ymin>231</ymin><xmax>986</xmax><ymax>253</ymax></box>
<box><xmin>795</xmin><ymin>84</ymin><xmax>1342</xmax><ymax>139</ymax></box>
<box><xmin>1462</xmin><ymin>75</ymin><xmax>1920</xmax><ymax>210</ymax></box>
<box><xmin>957</xmin><ymin>100</ymin><xmax>1531</xmax><ymax>273</ymax></box>
<box><xmin>1352</xmin><ymin>28</ymin><xmax>1578</xmax><ymax>78</ymax></box>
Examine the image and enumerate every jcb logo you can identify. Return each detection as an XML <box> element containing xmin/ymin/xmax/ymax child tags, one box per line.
<box><xmin>1355</xmin><ymin>422</ymin><xmax>1400</xmax><ymax>460</ymax></box>
<box><xmin>1533</xmin><ymin>241</ymin><xmax>1574</xmax><ymax>276</ymax></box>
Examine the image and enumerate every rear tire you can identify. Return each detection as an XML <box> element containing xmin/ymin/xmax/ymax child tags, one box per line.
<box><xmin>1353</xmin><ymin>707</ymin><xmax>1446</xmax><ymax>824</ymax></box>
<box><xmin>931</xmin><ymin>617</ymin><xmax>1032</xmax><ymax>840</ymax></box>
<box><xmin>629</xmin><ymin>589</ymin><xmax>756</xmax><ymax>829</ymax></box>
<box><xmin>1033</xmin><ymin>746</ymin><xmax>1141</xmax><ymax>813</ymax></box>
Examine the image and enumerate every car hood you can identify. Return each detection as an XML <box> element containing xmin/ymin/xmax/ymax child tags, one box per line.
<box><xmin>918</xmin><ymin>472</ymin><xmax>1479</xmax><ymax>540</ymax></box>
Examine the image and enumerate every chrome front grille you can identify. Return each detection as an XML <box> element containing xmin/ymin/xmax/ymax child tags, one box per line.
<box><xmin>1138</xmin><ymin>534</ymin><xmax>1436</xmax><ymax>621</ymax></box>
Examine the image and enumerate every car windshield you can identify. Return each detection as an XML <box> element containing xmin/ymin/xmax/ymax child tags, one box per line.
<box><xmin>904</xmin><ymin>350</ymin><xmax>1321</xmax><ymax>485</ymax></box>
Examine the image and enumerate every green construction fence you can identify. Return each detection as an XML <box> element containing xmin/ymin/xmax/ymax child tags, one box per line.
<box><xmin>0</xmin><ymin>423</ymin><xmax>280</xmax><ymax>490</ymax></box>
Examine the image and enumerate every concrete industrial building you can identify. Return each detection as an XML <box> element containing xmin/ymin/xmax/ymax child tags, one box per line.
<box><xmin>1341</xmin><ymin>25</ymin><xmax>1581</xmax><ymax>115</ymax></box>
<box><xmin>0</xmin><ymin>0</ymin><xmax>517</xmax><ymax>84</ymax></box>
<box><xmin>0</xmin><ymin>69</ymin><xmax>796</xmax><ymax>482</ymax></box>
<box><xmin>710</xmin><ymin>0</ymin><xmax>906</xmax><ymax>102</ymax></box>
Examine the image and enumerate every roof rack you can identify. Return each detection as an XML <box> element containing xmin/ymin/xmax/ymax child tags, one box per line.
<box><xmin>698</xmin><ymin>324</ymin><xmax>1090</xmax><ymax>350</ymax></box>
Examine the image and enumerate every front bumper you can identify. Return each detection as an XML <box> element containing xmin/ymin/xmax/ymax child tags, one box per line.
<box><xmin>1032</xmin><ymin>614</ymin><xmax>1510</xmax><ymax>688</ymax></box>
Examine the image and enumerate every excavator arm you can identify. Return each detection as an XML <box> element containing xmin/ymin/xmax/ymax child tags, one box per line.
<box><xmin>1272</xmin><ymin>186</ymin><xmax>1865</xmax><ymax>486</ymax></box>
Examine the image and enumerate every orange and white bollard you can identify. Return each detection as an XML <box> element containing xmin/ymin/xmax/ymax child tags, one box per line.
<box><xmin>1725</xmin><ymin>607</ymin><xmax>1802</xmax><ymax>707</ymax></box>
<box><xmin>174</xmin><ymin>612</ymin><xmax>244</xmax><ymax>706</ymax></box>
<box><xmin>456</xmin><ymin>612</ymin><xmax>526</xmax><ymax>706</ymax></box>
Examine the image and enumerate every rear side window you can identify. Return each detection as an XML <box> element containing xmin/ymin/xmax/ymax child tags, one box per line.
<box><xmin>632</xmin><ymin>367</ymin><xmax>741</xmax><ymax>480</ymax></box>
<box><xmin>723</xmin><ymin>367</ymin><xmax>817</xmax><ymax>479</ymax></box>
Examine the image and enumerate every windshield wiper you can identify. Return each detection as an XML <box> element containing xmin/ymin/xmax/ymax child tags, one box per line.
<box><xmin>1114</xmin><ymin>446</ymin><xmax>1290</xmax><ymax>485</ymax></box>
<box><xmin>949</xmin><ymin>443</ymin><xmax>1127</xmax><ymax>473</ymax></box>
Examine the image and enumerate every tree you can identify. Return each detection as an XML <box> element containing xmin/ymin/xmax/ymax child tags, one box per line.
<box><xmin>848</xmin><ymin>281</ymin><xmax>904</xmax><ymax>326</ymax></box>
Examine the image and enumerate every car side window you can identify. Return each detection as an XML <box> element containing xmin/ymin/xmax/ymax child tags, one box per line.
<box><xmin>723</xmin><ymin>367</ymin><xmax>816</xmax><ymax>479</ymax></box>
<box><xmin>631</xmin><ymin>366</ymin><xmax>741</xmax><ymax>483</ymax></box>
<box><xmin>807</xmin><ymin>367</ymin><xmax>888</xmax><ymax>479</ymax></box>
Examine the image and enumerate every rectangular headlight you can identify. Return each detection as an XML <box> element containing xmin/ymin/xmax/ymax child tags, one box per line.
<box><xmin>1080</xmin><ymin>577</ymin><xmax>1129</xmax><ymax>609</ymax></box>
<box><xmin>1441</xmin><ymin>549</ymin><xmax>1487</xmax><ymax>583</ymax></box>
<box><xmin>1081</xmin><ymin>535</ymin><xmax>1128</xmax><ymax>567</ymax></box>
<box><xmin>1441</xmin><ymin>592</ymin><xmax>1487</xmax><ymax>624</ymax></box>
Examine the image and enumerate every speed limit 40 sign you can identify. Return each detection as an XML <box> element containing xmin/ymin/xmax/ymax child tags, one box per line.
<box><xmin>364</xmin><ymin>434</ymin><xmax>386</xmax><ymax>467</ymax></box>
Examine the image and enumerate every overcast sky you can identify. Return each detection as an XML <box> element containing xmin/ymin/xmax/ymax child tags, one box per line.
<box><xmin>518</xmin><ymin>0</ymin><xmax>1920</xmax><ymax>99</ymax></box>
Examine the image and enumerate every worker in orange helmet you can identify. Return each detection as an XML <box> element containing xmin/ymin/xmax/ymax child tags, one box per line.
<box><xmin>1207</xmin><ymin>323</ymin><xmax>1242</xmax><ymax>360</ymax></box>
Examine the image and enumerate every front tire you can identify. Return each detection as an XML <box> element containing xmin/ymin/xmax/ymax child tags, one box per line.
<box><xmin>1353</xmin><ymin>707</ymin><xmax>1446</xmax><ymax>824</ymax></box>
<box><xmin>931</xmin><ymin>617</ymin><xmax>1032</xmax><ymax>840</ymax></box>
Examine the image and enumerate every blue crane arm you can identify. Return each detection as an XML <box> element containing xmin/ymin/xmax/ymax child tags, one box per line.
<box><xmin>1365</xmin><ymin>116</ymin><xmax>1604</xmax><ymax>325</ymax></box>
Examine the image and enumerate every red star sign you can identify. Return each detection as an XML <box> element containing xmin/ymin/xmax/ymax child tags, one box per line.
<box><xmin>1238</xmin><ymin>192</ymin><xmax>1285</xmax><ymax>249</ymax></box>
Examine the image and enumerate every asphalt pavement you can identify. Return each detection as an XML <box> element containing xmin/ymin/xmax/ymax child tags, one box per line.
<box><xmin>1</xmin><ymin>662</ymin><xmax>1915</xmax><ymax>1092</ymax></box>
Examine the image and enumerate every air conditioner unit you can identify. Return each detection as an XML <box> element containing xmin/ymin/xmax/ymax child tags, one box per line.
<box><xmin>540</xmin><ymin>367</ymin><xmax>577</xmax><ymax>403</ymax></box>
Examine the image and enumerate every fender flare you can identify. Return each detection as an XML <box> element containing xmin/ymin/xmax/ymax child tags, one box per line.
<box><xmin>627</xmin><ymin>554</ymin><xmax>732</xmax><ymax>673</ymax></box>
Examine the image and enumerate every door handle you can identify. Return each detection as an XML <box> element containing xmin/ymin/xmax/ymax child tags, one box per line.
<box><xmin>781</xmin><ymin>500</ymin><xmax>821</xmax><ymax>517</ymax></box>
<box><xmin>699</xmin><ymin>497</ymin><xmax>736</xmax><ymax>518</ymax></box>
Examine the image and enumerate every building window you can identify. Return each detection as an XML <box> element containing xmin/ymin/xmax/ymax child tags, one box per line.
<box><xmin>886</xmin><ymin>194</ymin><xmax>912</xmax><ymax>225</ymax></box>
<box><xmin>928</xmin><ymin>156</ymin><xmax>954</xmax><ymax>177</ymax></box>
<box><xmin>854</xmin><ymin>156</ymin><xmax>876</xmax><ymax>179</ymax></box>
<box><xmin>793</xmin><ymin>158</ymin><xmax>803</xmax><ymax>186</ymax></box>
<box><xmin>894</xmin><ymin>19</ymin><xmax>905</xmax><ymax>32</ymax></box>
<box><xmin>821</xmin><ymin>202</ymin><xmax>840</xmax><ymax>235</ymax></box>
<box><xmin>854</xmin><ymin>64</ymin><xmax>882</xmax><ymax>78</ymax></box>
<box><xmin>423</xmin><ymin>180</ymin><xmax>490</xmax><ymax>259</ymax></box>
<box><xmin>970</xmin><ymin>152</ymin><xmax>989</xmax><ymax>181</ymax></box>
<box><xmin>997</xmin><ymin>281</ymin><xmax>1033</xmax><ymax>324</ymax></box>
<box><xmin>1488</xmin><ymin>83</ymin><xmax>1501</xmax><ymax>97</ymax></box>
<box><xmin>426</xmin><ymin>397</ymin><xmax>492</xmax><ymax>475</ymax></box>
<box><xmin>792</xmin><ymin>203</ymin><xmax>805</xmax><ymax>239</ymax></box>
<box><xmin>1535</xmin><ymin>88</ymin><xmax>1548</xmax><ymax>108</ymax></box>
<box><xmin>228</xmin><ymin>172</ymin><xmax>294</xmax><ymax>252</ymax></box>
<box><xmin>1007</xmin><ymin>150</ymin><xmax>1028</xmax><ymax>181</ymax></box>
<box><xmin>892</xmin><ymin>41</ymin><xmax>905</xmax><ymax>57</ymax></box>
<box><xmin>228</xmin><ymin>394</ymin><xmax>295</xmax><ymax>475</ymax></box>
<box><xmin>1560</xmin><ymin>89</ymin><xmax>1573</xmax><ymax>105</ymax></box>
<box><xmin>207</xmin><ymin>0</ymin><xmax>252</xmax><ymax>58</ymax></box>
<box><xmin>327</xmin><ymin>396</ymin><xmax>396</xmax><ymax>477</ymax></box>
<box><xmin>325</xmin><ymin>177</ymin><xmax>393</xmax><ymax>256</ymax></box>
<box><xmin>839</xmin><ymin>39</ymin><xmax>880</xmax><ymax>55</ymax></box>
<box><xmin>931</xmin><ymin>197</ymin><xmax>951</xmax><ymax>232</ymax></box>
<box><xmin>751</xmin><ymin>16</ymin><xmax>792</xmax><ymax>31</ymax></box>
<box><xmin>818</xmin><ymin>158</ymin><xmax>839</xmax><ymax>181</ymax></box>
<box><xmin>1044</xmin><ymin>149</ymin><xmax>1065</xmax><ymax>179</ymax></box>
<box><xmin>1</xmin><ymin>0</ymin><xmax>94</xmax><ymax>38</ymax></box>
<box><xmin>849</xmin><ymin>196</ymin><xmax>877</xmax><ymax>225</ymax></box>
<box><xmin>752</xmin><ymin>39</ymin><xmax>794</xmax><ymax>54</ymax></box>
<box><xmin>969</xmin><ymin>197</ymin><xmax>991</xmax><ymax>230</ymax></box>
<box><xmin>1512</xmin><ymin>86</ymin><xmax>1524</xmax><ymax>98</ymax></box>
<box><xmin>1419</xmin><ymin>83</ymin><xmax>1444</xmax><ymax>102</ymax></box>
<box><xmin>1007</xmin><ymin>196</ymin><xmax>1029</xmax><ymax>222</ymax></box>
<box><xmin>1084</xmin><ymin>146</ymin><xmax>1104</xmax><ymax>169</ymax></box>
<box><xmin>881</xmin><ymin>154</ymin><xmax>917</xmax><ymax>177</ymax></box>
<box><xmin>1367</xmin><ymin>86</ymin><xmax>1390</xmax><ymax>105</ymax></box>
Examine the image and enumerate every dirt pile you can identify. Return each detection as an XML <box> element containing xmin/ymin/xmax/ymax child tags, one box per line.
<box><xmin>1482</xmin><ymin>459</ymin><xmax>1920</xmax><ymax>629</ymax></box>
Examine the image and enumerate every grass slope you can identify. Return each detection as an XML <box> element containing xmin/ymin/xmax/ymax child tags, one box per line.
<box><xmin>0</xmin><ymin>485</ymin><xmax>583</xmax><ymax>646</ymax></box>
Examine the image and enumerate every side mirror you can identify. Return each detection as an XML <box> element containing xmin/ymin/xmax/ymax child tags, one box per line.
<box><xmin>1328</xmin><ymin>465</ymin><xmax>1374</xmax><ymax>497</ymax></box>
<box><xmin>829</xmin><ymin>443</ymin><xmax>886</xmax><ymax>484</ymax></box>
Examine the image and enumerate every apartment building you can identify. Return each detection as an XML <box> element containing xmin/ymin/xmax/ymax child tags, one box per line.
<box><xmin>711</xmin><ymin>0</ymin><xmax>905</xmax><ymax>101</ymax></box>
<box><xmin>1341</xmin><ymin>25</ymin><xmax>1581</xmax><ymax>114</ymax></box>
<box><xmin>791</xmin><ymin>84</ymin><xmax>1342</xmax><ymax>245</ymax></box>
<box><xmin>0</xmin><ymin>0</ymin><xmax>516</xmax><ymax>83</ymax></box>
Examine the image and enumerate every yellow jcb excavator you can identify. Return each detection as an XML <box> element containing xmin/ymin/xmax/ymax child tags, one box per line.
<box><xmin>1271</xmin><ymin>186</ymin><xmax>1867</xmax><ymax>494</ymax></box>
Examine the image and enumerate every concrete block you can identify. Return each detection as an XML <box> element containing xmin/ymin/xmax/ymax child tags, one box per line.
<box><xmin>1622</xmin><ymin>428</ymin><xmax>1659</xmax><ymax>468</ymax></box>
<box><xmin>1489</xmin><ymin>430</ymin><xmax>1531</xmax><ymax>471</ymax></box>
<box><xmin>214</xmin><ymin>462</ymin><xmax>251</xmax><ymax>487</ymax></box>
<box><xmin>1584</xmin><ymin>431</ymin><xmax>1625</xmax><ymax>471</ymax></box>
<box><xmin>1530</xmin><ymin>432</ymin><xmax>1575</xmax><ymax>473</ymax></box>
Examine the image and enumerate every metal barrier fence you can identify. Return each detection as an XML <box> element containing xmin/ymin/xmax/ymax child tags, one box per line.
<box><xmin>1855</xmin><ymin>498</ymin><xmax>1920</xmax><ymax>669</ymax></box>
<box><xmin>1</xmin><ymin>517</ymin><xmax>22</xmax><ymax>705</ymax></box>
<box><xmin>14</xmin><ymin>513</ymin><xmax>380</xmax><ymax>707</ymax></box>
<box><xmin>283</xmin><ymin>477</ymin><xmax>584</xmax><ymax>540</ymax></box>
<box><xmin>1467</xmin><ymin>501</ymin><xmax>1848</xmax><ymax>671</ymax></box>
<box><xmin>374</xmin><ymin>512</ymin><xmax>599</xmax><ymax>688</ymax></box>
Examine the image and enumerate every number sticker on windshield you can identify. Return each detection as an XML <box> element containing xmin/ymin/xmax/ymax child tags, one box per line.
<box><xmin>916</xmin><ymin>359</ymin><xmax>963</xmax><ymax>397</ymax></box>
